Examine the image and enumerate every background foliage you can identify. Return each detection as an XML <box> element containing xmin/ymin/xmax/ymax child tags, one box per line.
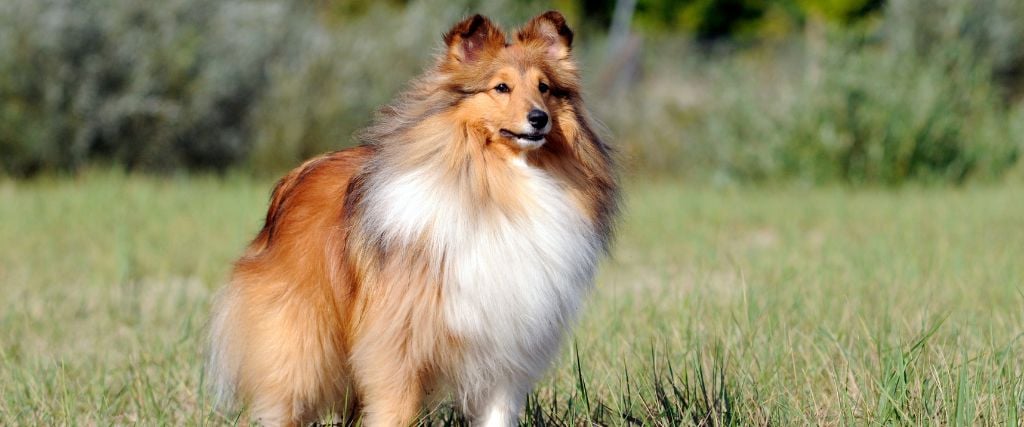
<box><xmin>1</xmin><ymin>0</ymin><xmax>1022</xmax><ymax>184</ymax></box>
<box><xmin>3</xmin><ymin>2</ymin><xmax>1024</xmax><ymax>424</ymax></box>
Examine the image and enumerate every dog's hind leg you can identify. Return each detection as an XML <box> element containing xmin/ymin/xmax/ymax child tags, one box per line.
<box><xmin>210</xmin><ymin>277</ymin><xmax>349</xmax><ymax>427</ymax></box>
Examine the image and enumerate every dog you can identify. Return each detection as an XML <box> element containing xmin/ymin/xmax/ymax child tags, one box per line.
<box><xmin>207</xmin><ymin>11</ymin><xmax>617</xmax><ymax>426</ymax></box>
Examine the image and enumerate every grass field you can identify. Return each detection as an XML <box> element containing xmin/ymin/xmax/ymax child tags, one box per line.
<box><xmin>1</xmin><ymin>172</ymin><xmax>1022</xmax><ymax>425</ymax></box>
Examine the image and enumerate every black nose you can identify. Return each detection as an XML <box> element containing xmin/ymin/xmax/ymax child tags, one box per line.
<box><xmin>527</xmin><ymin>109</ymin><xmax>548</xmax><ymax>130</ymax></box>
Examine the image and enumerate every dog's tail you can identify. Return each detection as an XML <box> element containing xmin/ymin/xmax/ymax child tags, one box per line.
<box><xmin>205</xmin><ymin>286</ymin><xmax>242</xmax><ymax>411</ymax></box>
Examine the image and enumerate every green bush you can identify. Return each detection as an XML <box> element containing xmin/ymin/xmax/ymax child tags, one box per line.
<box><xmin>0</xmin><ymin>0</ymin><xmax>1021</xmax><ymax>183</ymax></box>
<box><xmin>712</xmin><ymin>43</ymin><xmax>1018</xmax><ymax>184</ymax></box>
<box><xmin>0</xmin><ymin>0</ymin><xmax>546</xmax><ymax>176</ymax></box>
<box><xmin>0</xmin><ymin>0</ymin><xmax>297</xmax><ymax>175</ymax></box>
<box><xmin>610</xmin><ymin>0</ymin><xmax>1023</xmax><ymax>184</ymax></box>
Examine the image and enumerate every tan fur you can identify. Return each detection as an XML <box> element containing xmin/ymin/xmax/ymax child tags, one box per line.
<box><xmin>208</xmin><ymin>11</ymin><xmax>617</xmax><ymax>426</ymax></box>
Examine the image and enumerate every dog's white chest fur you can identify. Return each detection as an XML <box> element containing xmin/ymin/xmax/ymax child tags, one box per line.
<box><xmin>366</xmin><ymin>159</ymin><xmax>600</xmax><ymax>401</ymax></box>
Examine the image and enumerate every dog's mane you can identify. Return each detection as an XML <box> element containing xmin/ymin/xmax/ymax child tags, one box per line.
<box><xmin>353</xmin><ymin>49</ymin><xmax>618</xmax><ymax>246</ymax></box>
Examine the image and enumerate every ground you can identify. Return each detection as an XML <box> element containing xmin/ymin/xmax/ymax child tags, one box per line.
<box><xmin>1</xmin><ymin>172</ymin><xmax>1022</xmax><ymax>425</ymax></box>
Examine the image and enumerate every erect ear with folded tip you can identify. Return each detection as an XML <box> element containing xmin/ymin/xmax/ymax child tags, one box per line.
<box><xmin>443</xmin><ymin>14</ymin><xmax>507</xmax><ymax>64</ymax></box>
<box><xmin>516</xmin><ymin>10</ymin><xmax>574</xmax><ymax>60</ymax></box>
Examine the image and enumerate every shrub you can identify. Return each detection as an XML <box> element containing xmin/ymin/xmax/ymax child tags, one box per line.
<box><xmin>609</xmin><ymin>0</ymin><xmax>1023</xmax><ymax>184</ymax></box>
<box><xmin>0</xmin><ymin>0</ymin><xmax>545</xmax><ymax>176</ymax></box>
<box><xmin>0</xmin><ymin>0</ymin><xmax>1020</xmax><ymax>183</ymax></box>
<box><xmin>246</xmin><ymin>1</ymin><xmax>475</xmax><ymax>173</ymax></box>
<box><xmin>720</xmin><ymin>41</ymin><xmax>1018</xmax><ymax>184</ymax></box>
<box><xmin>0</xmin><ymin>0</ymin><xmax>296</xmax><ymax>175</ymax></box>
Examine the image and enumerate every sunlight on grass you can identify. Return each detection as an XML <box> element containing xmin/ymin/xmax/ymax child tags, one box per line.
<box><xmin>1</xmin><ymin>173</ymin><xmax>1022</xmax><ymax>424</ymax></box>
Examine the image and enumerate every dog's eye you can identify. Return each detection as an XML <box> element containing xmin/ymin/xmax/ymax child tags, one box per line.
<box><xmin>538</xmin><ymin>82</ymin><xmax>549</xmax><ymax>94</ymax></box>
<box><xmin>494</xmin><ymin>83</ymin><xmax>510</xmax><ymax>94</ymax></box>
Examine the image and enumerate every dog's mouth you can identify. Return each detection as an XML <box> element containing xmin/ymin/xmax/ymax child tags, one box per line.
<box><xmin>499</xmin><ymin>129</ymin><xmax>545</xmax><ymax>141</ymax></box>
<box><xmin>499</xmin><ymin>129</ymin><xmax>547</xmax><ymax>149</ymax></box>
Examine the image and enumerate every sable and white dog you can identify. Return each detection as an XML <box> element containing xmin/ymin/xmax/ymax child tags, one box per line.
<box><xmin>207</xmin><ymin>11</ymin><xmax>618</xmax><ymax>426</ymax></box>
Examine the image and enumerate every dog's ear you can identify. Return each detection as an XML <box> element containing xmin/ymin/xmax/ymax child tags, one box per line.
<box><xmin>516</xmin><ymin>11</ymin><xmax>574</xmax><ymax>60</ymax></box>
<box><xmin>443</xmin><ymin>14</ymin><xmax>506</xmax><ymax>64</ymax></box>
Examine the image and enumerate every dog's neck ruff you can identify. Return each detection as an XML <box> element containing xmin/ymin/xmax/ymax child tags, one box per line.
<box><xmin>359</xmin><ymin>139</ymin><xmax>601</xmax><ymax>406</ymax></box>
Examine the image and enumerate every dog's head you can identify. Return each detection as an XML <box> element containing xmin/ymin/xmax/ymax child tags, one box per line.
<box><xmin>440</xmin><ymin>12</ymin><xmax>580</xmax><ymax>153</ymax></box>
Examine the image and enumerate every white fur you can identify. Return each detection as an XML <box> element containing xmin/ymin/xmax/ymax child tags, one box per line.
<box><xmin>363</xmin><ymin>155</ymin><xmax>600</xmax><ymax>424</ymax></box>
<box><xmin>206</xmin><ymin>287</ymin><xmax>240</xmax><ymax>410</ymax></box>
<box><xmin>512</xmin><ymin>136</ymin><xmax>545</xmax><ymax>151</ymax></box>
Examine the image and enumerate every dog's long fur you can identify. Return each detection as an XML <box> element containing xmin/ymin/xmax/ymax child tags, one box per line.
<box><xmin>207</xmin><ymin>11</ymin><xmax>617</xmax><ymax>426</ymax></box>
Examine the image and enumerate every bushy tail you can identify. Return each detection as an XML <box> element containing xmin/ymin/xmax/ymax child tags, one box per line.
<box><xmin>206</xmin><ymin>287</ymin><xmax>242</xmax><ymax>411</ymax></box>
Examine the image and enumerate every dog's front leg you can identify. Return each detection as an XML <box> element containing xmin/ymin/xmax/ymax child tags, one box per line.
<box><xmin>349</xmin><ymin>329</ymin><xmax>425</xmax><ymax>426</ymax></box>
<box><xmin>353</xmin><ymin>360</ymin><xmax>423</xmax><ymax>426</ymax></box>
<box><xmin>470</xmin><ymin>383</ymin><xmax>528</xmax><ymax>427</ymax></box>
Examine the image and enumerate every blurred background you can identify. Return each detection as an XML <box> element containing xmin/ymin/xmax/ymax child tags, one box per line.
<box><xmin>3</xmin><ymin>0</ymin><xmax>1022</xmax><ymax>185</ymax></box>
<box><xmin>3</xmin><ymin>2</ymin><xmax>1024</xmax><ymax>423</ymax></box>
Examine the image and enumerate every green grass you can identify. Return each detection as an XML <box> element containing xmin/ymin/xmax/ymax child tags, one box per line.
<box><xmin>1</xmin><ymin>171</ymin><xmax>1023</xmax><ymax>425</ymax></box>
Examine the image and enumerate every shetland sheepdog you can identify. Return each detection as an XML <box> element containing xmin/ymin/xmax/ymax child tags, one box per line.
<box><xmin>207</xmin><ymin>11</ymin><xmax>617</xmax><ymax>426</ymax></box>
